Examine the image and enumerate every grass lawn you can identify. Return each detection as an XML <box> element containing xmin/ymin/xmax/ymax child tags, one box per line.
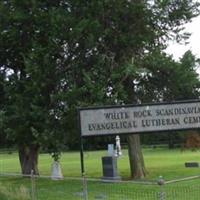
<box><xmin>1</xmin><ymin>148</ymin><xmax>200</xmax><ymax>180</ymax></box>
<box><xmin>1</xmin><ymin>148</ymin><xmax>200</xmax><ymax>199</ymax></box>
<box><xmin>1</xmin><ymin>175</ymin><xmax>200</xmax><ymax>200</ymax></box>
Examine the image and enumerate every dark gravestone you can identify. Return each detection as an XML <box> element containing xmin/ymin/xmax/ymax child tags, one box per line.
<box><xmin>102</xmin><ymin>156</ymin><xmax>121</xmax><ymax>181</ymax></box>
<box><xmin>185</xmin><ymin>162</ymin><xmax>200</xmax><ymax>167</ymax></box>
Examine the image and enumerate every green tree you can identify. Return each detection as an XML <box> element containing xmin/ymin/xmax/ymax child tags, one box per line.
<box><xmin>63</xmin><ymin>0</ymin><xmax>200</xmax><ymax>179</ymax></box>
<box><xmin>134</xmin><ymin>50</ymin><xmax>200</xmax><ymax>151</ymax></box>
<box><xmin>0</xmin><ymin>0</ymin><xmax>72</xmax><ymax>174</ymax></box>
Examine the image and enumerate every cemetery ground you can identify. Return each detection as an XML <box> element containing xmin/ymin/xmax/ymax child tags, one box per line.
<box><xmin>1</xmin><ymin>148</ymin><xmax>200</xmax><ymax>199</ymax></box>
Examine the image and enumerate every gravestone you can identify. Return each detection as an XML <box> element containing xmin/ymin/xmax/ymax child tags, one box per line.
<box><xmin>51</xmin><ymin>161</ymin><xmax>63</xmax><ymax>180</ymax></box>
<box><xmin>185</xmin><ymin>162</ymin><xmax>200</xmax><ymax>168</ymax></box>
<box><xmin>102</xmin><ymin>156</ymin><xmax>121</xmax><ymax>181</ymax></box>
<box><xmin>107</xmin><ymin>144</ymin><xmax>115</xmax><ymax>156</ymax></box>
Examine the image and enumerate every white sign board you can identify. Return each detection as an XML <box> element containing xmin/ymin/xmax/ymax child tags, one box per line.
<box><xmin>79</xmin><ymin>101</ymin><xmax>200</xmax><ymax>137</ymax></box>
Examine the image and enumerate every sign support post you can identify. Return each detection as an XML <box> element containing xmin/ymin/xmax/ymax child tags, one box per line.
<box><xmin>80</xmin><ymin>137</ymin><xmax>88</xmax><ymax>200</ymax></box>
<box><xmin>78</xmin><ymin>110</ymin><xmax>85</xmax><ymax>177</ymax></box>
<box><xmin>79</xmin><ymin>111</ymin><xmax>88</xmax><ymax>200</ymax></box>
<box><xmin>80</xmin><ymin>136</ymin><xmax>85</xmax><ymax>176</ymax></box>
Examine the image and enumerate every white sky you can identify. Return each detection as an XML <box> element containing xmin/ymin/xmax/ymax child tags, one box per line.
<box><xmin>165</xmin><ymin>15</ymin><xmax>200</xmax><ymax>60</ymax></box>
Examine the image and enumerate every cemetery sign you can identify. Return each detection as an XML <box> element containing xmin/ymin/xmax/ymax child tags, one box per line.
<box><xmin>79</xmin><ymin>100</ymin><xmax>200</xmax><ymax>137</ymax></box>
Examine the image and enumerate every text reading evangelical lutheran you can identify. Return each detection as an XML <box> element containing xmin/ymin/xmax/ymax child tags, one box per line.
<box><xmin>80</xmin><ymin>102</ymin><xmax>200</xmax><ymax>136</ymax></box>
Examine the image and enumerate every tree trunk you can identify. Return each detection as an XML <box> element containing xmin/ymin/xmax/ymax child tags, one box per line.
<box><xmin>127</xmin><ymin>134</ymin><xmax>146</xmax><ymax>179</ymax></box>
<box><xmin>18</xmin><ymin>144</ymin><xmax>39</xmax><ymax>175</ymax></box>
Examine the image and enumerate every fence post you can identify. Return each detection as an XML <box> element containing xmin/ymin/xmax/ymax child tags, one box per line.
<box><xmin>82</xmin><ymin>173</ymin><xmax>88</xmax><ymax>200</ymax></box>
<box><xmin>31</xmin><ymin>170</ymin><xmax>36</xmax><ymax>200</ymax></box>
<box><xmin>157</xmin><ymin>176</ymin><xmax>165</xmax><ymax>200</ymax></box>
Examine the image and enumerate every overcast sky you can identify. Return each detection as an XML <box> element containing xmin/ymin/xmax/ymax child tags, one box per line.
<box><xmin>165</xmin><ymin>14</ymin><xmax>200</xmax><ymax>60</ymax></box>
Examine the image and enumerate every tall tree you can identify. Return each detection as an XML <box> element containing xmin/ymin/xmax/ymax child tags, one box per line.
<box><xmin>65</xmin><ymin>0</ymin><xmax>200</xmax><ymax>179</ymax></box>
<box><xmin>0</xmin><ymin>0</ymin><xmax>72</xmax><ymax>174</ymax></box>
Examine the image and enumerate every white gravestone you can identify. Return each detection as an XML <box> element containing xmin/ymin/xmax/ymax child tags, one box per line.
<box><xmin>108</xmin><ymin>144</ymin><xmax>115</xmax><ymax>156</ymax></box>
<box><xmin>51</xmin><ymin>161</ymin><xmax>63</xmax><ymax>180</ymax></box>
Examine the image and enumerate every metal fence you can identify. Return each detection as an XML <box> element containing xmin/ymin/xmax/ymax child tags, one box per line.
<box><xmin>1</xmin><ymin>173</ymin><xmax>200</xmax><ymax>200</ymax></box>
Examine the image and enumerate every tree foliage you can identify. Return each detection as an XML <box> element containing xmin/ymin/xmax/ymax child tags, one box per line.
<box><xmin>0</xmin><ymin>0</ymin><xmax>72</xmax><ymax>174</ymax></box>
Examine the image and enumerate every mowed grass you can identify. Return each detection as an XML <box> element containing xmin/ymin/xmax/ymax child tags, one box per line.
<box><xmin>1</xmin><ymin>148</ymin><xmax>200</xmax><ymax>200</ymax></box>
<box><xmin>1</xmin><ymin>175</ymin><xmax>200</xmax><ymax>200</ymax></box>
<box><xmin>1</xmin><ymin>148</ymin><xmax>200</xmax><ymax>180</ymax></box>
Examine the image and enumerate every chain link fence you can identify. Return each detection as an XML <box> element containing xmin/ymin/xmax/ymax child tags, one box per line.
<box><xmin>1</xmin><ymin>173</ymin><xmax>200</xmax><ymax>200</ymax></box>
